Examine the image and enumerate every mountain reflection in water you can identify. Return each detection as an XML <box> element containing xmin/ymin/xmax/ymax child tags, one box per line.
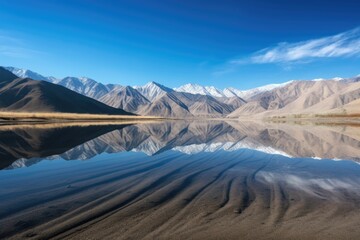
<box><xmin>0</xmin><ymin>121</ymin><xmax>360</xmax><ymax>240</ymax></box>
<box><xmin>2</xmin><ymin>120</ymin><xmax>360</xmax><ymax>169</ymax></box>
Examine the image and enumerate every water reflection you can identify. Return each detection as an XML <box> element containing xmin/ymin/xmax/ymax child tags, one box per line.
<box><xmin>1</xmin><ymin>120</ymin><xmax>360</xmax><ymax>169</ymax></box>
<box><xmin>0</xmin><ymin>121</ymin><xmax>360</xmax><ymax>239</ymax></box>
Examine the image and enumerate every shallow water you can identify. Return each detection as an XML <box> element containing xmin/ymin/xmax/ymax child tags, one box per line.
<box><xmin>1</xmin><ymin>121</ymin><xmax>360</xmax><ymax>239</ymax></box>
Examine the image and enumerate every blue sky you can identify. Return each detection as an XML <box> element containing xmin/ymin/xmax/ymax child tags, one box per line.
<box><xmin>0</xmin><ymin>0</ymin><xmax>360</xmax><ymax>89</ymax></box>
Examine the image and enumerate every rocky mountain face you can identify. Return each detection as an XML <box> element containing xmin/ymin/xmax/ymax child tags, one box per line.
<box><xmin>133</xmin><ymin>81</ymin><xmax>173</xmax><ymax>101</ymax></box>
<box><xmin>99</xmin><ymin>86</ymin><xmax>151</xmax><ymax>112</ymax></box>
<box><xmin>4</xmin><ymin>67</ymin><xmax>57</xmax><ymax>82</ymax></box>
<box><xmin>229</xmin><ymin>78</ymin><xmax>360</xmax><ymax>117</ymax></box>
<box><xmin>5</xmin><ymin>67</ymin><xmax>247</xmax><ymax>117</ymax></box>
<box><xmin>173</xmin><ymin>81</ymin><xmax>293</xmax><ymax>99</ymax></box>
<box><xmin>0</xmin><ymin>67</ymin><xmax>132</xmax><ymax>115</ymax></box>
<box><xmin>5</xmin><ymin>66</ymin><xmax>360</xmax><ymax>118</ymax></box>
<box><xmin>174</xmin><ymin>83</ymin><xmax>226</xmax><ymax>97</ymax></box>
<box><xmin>55</xmin><ymin>77</ymin><xmax>110</xmax><ymax>99</ymax></box>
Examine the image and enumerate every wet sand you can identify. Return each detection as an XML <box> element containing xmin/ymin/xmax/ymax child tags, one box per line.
<box><xmin>1</xmin><ymin>149</ymin><xmax>360</xmax><ymax>240</ymax></box>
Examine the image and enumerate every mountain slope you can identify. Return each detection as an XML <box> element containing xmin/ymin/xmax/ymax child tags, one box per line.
<box><xmin>6</xmin><ymin>66</ymin><xmax>113</xmax><ymax>100</ymax></box>
<box><xmin>332</xmin><ymin>98</ymin><xmax>360</xmax><ymax>115</ymax></box>
<box><xmin>0</xmin><ymin>67</ymin><xmax>133</xmax><ymax>115</ymax></box>
<box><xmin>4</xmin><ymin>66</ymin><xmax>57</xmax><ymax>82</ymax></box>
<box><xmin>174</xmin><ymin>84</ymin><xmax>226</xmax><ymax>98</ymax></box>
<box><xmin>56</xmin><ymin>77</ymin><xmax>110</xmax><ymax>99</ymax></box>
<box><xmin>229</xmin><ymin>79</ymin><xmax>360</xmax><ymax>118</ymax></box>
<box><xmin>99</xmin><ymin>86</ymin><xmax>150</xmax><ymax>113</ymax></box>
<box><xmin>138</xmin><ymin>92</ymin><xmax>193</xmax><ymax>117</ymax></box>
<box><xmin>0</xmin><ymin>67</ymin><xmax>18</xmax><ymax>85</ymax></box>
<box><xmin>227</xmin><ymin>102</ymin><xmax>266</xmax><ymax>117</ymax></box>
<box><xmin>6</xmin><ymin>66</ymin><xmax>360</xmax><ymax>118</ymax></box>
<box><xmin>219</xmin><ymin>96</ymin><xmax>247</xmax><ymax>111</ymax></box>
<box><xmin>175</xmin><ymin>82</ymin><xmax>294</xmax><ymax>100</ymax></box>
<box><xmin>138</xmin><ymin>91</ymin><xmax>244</xmax><ymax>118</ymax></box>
<box><xmin>233</xmin><ymin>81</ymin><xmax>294</xmax><ymax>99</ymax></box>
<box><xmin>175</xmin><ymin>92</ymin><xmax>234</xmax><ymax>117</ymax></box>
<box><xmin>294</xmin><ymin>81</ymin><xmax>360</xmax><ymax>115</ymax></box>
<box><xmin>134</xmin><ymin>82</ymin><xmax>173</xmax><ymax>102</ymax></box>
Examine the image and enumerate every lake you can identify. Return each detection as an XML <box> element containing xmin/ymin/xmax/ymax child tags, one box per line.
<box><xmin>1</xmin><ymin>120</ymin><xmax>360</xmax><ymax>239</ymax></box>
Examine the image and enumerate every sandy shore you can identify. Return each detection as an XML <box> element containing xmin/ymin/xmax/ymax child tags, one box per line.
<box><xmin>0</xmin><ymin>111</ymin><xmax>164</xmax><ymax>123</ymax></box>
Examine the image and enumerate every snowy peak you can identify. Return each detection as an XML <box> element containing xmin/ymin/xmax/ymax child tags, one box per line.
<box><xmin>312</xmin><ymin>77</ymin><xmax>344</xmax><ymax>82</ymax></box>
<box><xmin>59</xmin><ymin>76</ymin><xmax>99</xmax><ymax>88</ymax></box>
<box><xmin>5</xmin><ymin>66</ymin><xmax>57</xmax><ymax>82</ymax></box>
<box><xmin>222</xmin><ymin>81</ymin><xmax>296</xmax><ymax>99</ymax></box>
<box><xmin>174</xmin><ymin>82</ymin><xmax>295</xmax><ymax>100</ymax></box>
<box><xmin>56</xmin><ymin>76</ymin><xmax>111</xmax><ymax>99</ymax></box>
<box><xmin>204</xmin><ymin>86</ymin><xmax>225</xmax><ymax>97</ymax></box>
<box><xmin>237</xmin><ymin>81</ymin><xmax>294</xmax><ymax>99</ymax></box>
<box><xmin>248</xmin><ymin>81</ymin><xmax>294</xmax><ymax>92</ymax></box>
<box><xmin>134</xmin><ymin>81</ymin><xmax>172</xmax><ymax>102</ymax></box>
<box><xmin>5</xmin><ymin>67</ymin><xmax>111</xmax><ymax>99</ymax></box>
<box><xmin>223</xmin><ymin>87</ymin><xmax>243</xmax><ymax>98</ymax></box>
<box><xmin>174</xmin><ymin>83</ymin><xmax>209</xmax><ymax>95</ymax></box>
<box><xmin>6</xmin><ymin>65</ymin><xmax>359</xmax><ymax>112</ymax></box>
<box><xmin>144</xmin><ymin>81</ymin><xmax>173</xmax><ymax>92</ymax></box>
<box><xmin>174</xmin><ymin>83</ymin><xmax>225</xmax><ymax>98</ymax></box>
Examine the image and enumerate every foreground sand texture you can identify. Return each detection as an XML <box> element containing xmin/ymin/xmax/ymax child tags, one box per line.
<box><xmin>1</xmin><ymin>121</ymin><xmax>360</xmax><ymax>239</ymax></box>
<box><xmin>1</xmin><ymin>149</ymin><xmax>360</xmax><ymax>240</ymax></box>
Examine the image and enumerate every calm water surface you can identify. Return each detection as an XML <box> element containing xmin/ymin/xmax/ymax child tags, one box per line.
<box><xmin>1</xmin><ymin>121</ymin><xmax>360</xmax><ymax>239</ymax></box>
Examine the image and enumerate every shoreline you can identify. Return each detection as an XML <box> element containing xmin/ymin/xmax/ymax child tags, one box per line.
<box><xmin>0</xmin><ymin>112</ymin><xmax>165</xmax><ymax>123</ymax></box>
<box><xmin>0</xmin><ymin>111</ymin><xmax>359</xmax><ymax>127</ymax></box>
<box><xmin>263</xmin><ymin>116</ymin><xmax>360</xmax><ymax>126</ymax></box>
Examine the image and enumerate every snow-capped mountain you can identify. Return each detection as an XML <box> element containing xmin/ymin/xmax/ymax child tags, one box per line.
<box><xmin>232</xmin><ymin>81</ymin><xmax>294</xmax><ymax>99</ymax></box>
<box><xmin>312</xmin><ymin>77</ymin><xmax>344</xmax><ymax>82</ymax></box>
<box><xmin>5</xmin><ymin>66</ymin><xmax>360</xmax><ymax>118</ymax></box>
<box><xmin>5</xmin><ymin>66</ymin><xmax>119</xmax><ymax>100</ymax></box>
<box><xmin>56</xmin><ymin>76</ymin><xmax>111</xmax><ymax>99</ymax></box>
<box><xmin>134</xmin><ymin>81</ymin><xmax>173</xmax><ymax>102</ymax></box>
<box><xmin>223</xmin><ymin>87</ymin><xmax>244</xmax><ymax>98</ymax></box>
<box><xmin>5</xmin><ymin>66</ymin><xmax>57</xmax><ymax>82</ymax></box>
<box><xmin>0</xmin><ymin>67</ymin><xmax>131</xmax><ymax>116</ymax></box>
<box><xmin>174</xmin><ymin>77</ymin><xmax>360</xmax><ymax>100</ymax></box>
<box><xmin>174</xmin><ymin>83</ymin><xmax>226</xmax><ymax>98</ymax></box>
<box><xmin>174</xmin><ymin>81</ymin><xmax>294</xmax><ymax>99</ymax></box>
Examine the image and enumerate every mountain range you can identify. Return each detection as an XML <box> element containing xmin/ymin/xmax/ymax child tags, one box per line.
<box><xmin>4</xmin><ymin>66</ymin><xmax>360</xmax><ymax>118</ymax></box>
<box><xmin>0</xmin><ymin>67</ymin><xmax>132</xmax><ymax>115</ymax></box>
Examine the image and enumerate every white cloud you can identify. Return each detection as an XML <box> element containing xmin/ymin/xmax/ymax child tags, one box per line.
<box><xmin>235</xmin><ymin>27</ymin><xmax>360</xmax><ymax>64</ymax></box>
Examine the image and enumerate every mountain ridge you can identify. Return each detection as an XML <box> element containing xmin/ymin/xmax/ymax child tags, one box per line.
<box><xmin>0</xmin><ymin>67</ymin><xmax>133</xmax><ymax>115</ymax></box>
<box><xmin>5</xmin><ymin>66</ymin><xmax>360</xmax><ymax>118</ymax></box>
<box><xmin>5</xmin><ymin>66</ymin><xmax>298</xmax><ymax>100</ymax></box>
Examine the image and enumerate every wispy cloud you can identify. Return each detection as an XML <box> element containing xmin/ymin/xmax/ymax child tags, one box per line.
<box><xmin>213</xmin><ymin>27</ymin><xmax>360</xmax><ymax>76</ymax></box>
<box><xmin>0</xmin><ymin>30</ymin><xmax>42</xmax><ymax>58</ymax></box>
<box><xmin>236</xmin><ymin>27</ymin><xmax>360</xmax><ymax>65</ymax></box>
